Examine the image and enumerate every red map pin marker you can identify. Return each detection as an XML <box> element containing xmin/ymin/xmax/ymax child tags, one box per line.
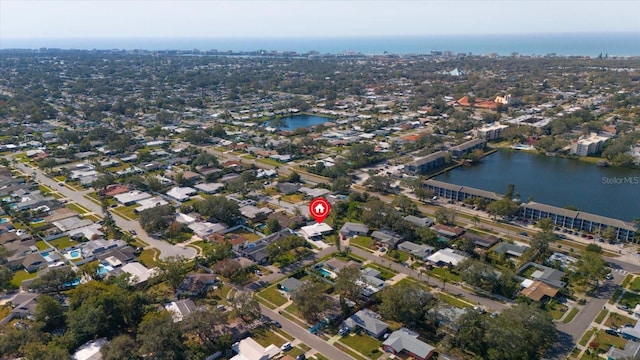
<box><xmin>309</xmin><ymin>197</ymin><xmax>331</xmax><ymax>224</ymax></box>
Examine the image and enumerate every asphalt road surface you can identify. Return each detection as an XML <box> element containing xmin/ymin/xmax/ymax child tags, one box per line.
<box><xmin>10</xmin><ymin>159</ymin><xmax>196</xmax><ymax>260</ymax></box>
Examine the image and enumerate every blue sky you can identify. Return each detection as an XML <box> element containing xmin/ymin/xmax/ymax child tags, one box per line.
<box><xmin>1</xmin><ymin>0</ymin><xmax>639</xmax><ymax>39</ymax></box>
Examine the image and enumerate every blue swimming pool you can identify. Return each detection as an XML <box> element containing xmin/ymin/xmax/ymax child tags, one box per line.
<box><xmin>97</xmin><ymin>264</ymin><xmax>114</xmax><ymax>275</ymax></box>
<box><xmin>318</xmin><ymin>268</ymin><xmax>336</xmax><ymax>279</ymax></box>
<box><xmin>0</xmin><ymin>218</ymin><xmax>8</xmax><ymax>224</ymax></box>
<box><xmin>65</xmin><ymin>249</ymin><xmax>82</xmax><ymax>259</ymax></box>
<box><xmin>64</xmin><ymin>278</ymin><xmax>81</xmax><ymax>287</ymax></box>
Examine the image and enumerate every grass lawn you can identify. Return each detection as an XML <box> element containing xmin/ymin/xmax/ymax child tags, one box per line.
<box><xmin>350</xmin><ymin>236</ymin><xmax>373</xmax><ymax>249</ymax></box>
<box><xmin>49</xmin><ymin>236</ymin><xmax>76</xmax><ymax>250</ymax></box>
<box><xmin>0</xmin><ymin>305</ymin><xmax>10</xmax><ymax>320</ymax></box>
<box><xmin>628</xmin><ymin>277</ymin><xmax>640</xmax><ymax>291</ymax></box>
<box><xmin>334</xmin><ymin>343</ymin><xmax>367</xmax><ymax>360</ymax></box>
<box><xmin>11</xmin><ymin>270</ymin><xmax>38</xmax><ymax>287</ymax></box>
<box><xmin>610</xmin><ymin>289</ymin><xmax>623</xmax><ymax>304</ymax></box>
<box><xmin>138</xmin><ymin>248</ymin><xmax>159</xmax><ymax>267</ymax></box>
<box><xmin>548</xmin><ymin>304</ymin><xmax>568</xmax><ymax>320</ymax></box>
<box><xmin>592</xmin><ymin>331</ymin><xmax>628</xmax><ymax>352</ymax></box>
<box><xmin>384</xmin><ymin>249</ymin><xmax>409</xmax><ymax>263</ymax></box>
<box><xmin>339</xmin><ymin>333</ymin><xmax>383</xmax><ymax>359</ymax></box>
<box><xmin>257</xmin><ymin>158</ymin><xmax>284</xmax><ymax>167</ymax></box>
<box><xmin>579</xmin><ymin>328</ymin><xmax>596</xmax><ymax>346</ymax></box>
<box><xmin>66</xmin><ymin>203</ymin><xmax>89</xmax><ymax>214</ymax></box>
<box><xmin>285</xmin><ymin>302</ymin><xmax>299</xmax><ymax>315</ymax></box>
<box><xmin>281</xmin><ymin>194</ymin><xmax>304</xmax><ymax>204</ymax></box>
<box><xmin>252</xmin><ymin>327</ymin><xmax>287</xmax><ymax>347</ymax></box>
<box><xmin>312</xmin><ymin>354</ymin><xmax>329</xmax><ymax>360</ymax></box>
<box><xmin>429</xmin><ymin>267</ymin><xmax>462</xmax><ymax>283</ymax></box>
<box><xmin>562</xmin><ymin>308</ymin><xmax>579</xmax><ymax>323</ymax></box>
<box><xmin>82</xmin><ymin>214</ymin><xmax>102</xmax><ymax>222</ymax></box>
<box><xmin>363</xmin><ymin>264</ymin><xmax>396</xmax><ymax>280</ymax></box>
<box><xmin>594</xmin><ymin>309</ymin><xmax>608</xmax><ymax>324</ymax></box>
<box><xmin>605</xmin><ymin>312</ymin><xmax>637</xmax><ymax>328</ymax></box>
<box><xmin>257</xmin><ymin>285</ymin><xmax>288</xmax><ymax>307</ymax></box>
<box><xmin>394</xmin><ymin>277</ymin><xmax>431</xmax><ymax>291</ymax></box>
<box><xmin>619</xmin><ymin>292</ymin><xmax>640</xmax><ymax>309</ymax></box>
<box><xmin>232</xmin><ymin>230</ymin><xmax>262</xmax><ymax>242</ymax></box>
<box><xmin>438</xmin><ymin>293</ymin><xmax>473</xmax><ymax>308</ymax></box>
<box><xmin>35</xmin><ymin>240</ymin><xmax>52</xmax><ymax>251</ymax></box>
<box><xmin>112</xmin><ymin>204</ymin><xmax>138</xmax><ymax>220</ymax></box>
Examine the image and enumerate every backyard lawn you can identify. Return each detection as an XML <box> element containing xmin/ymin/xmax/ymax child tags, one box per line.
<box><xmin>35</xmin><ymin>240</ymin><xmax>52</xmax><ymax>251</ymax></box>
<box><xmin>231</xmin><ymin>230</ymin><xmax>262</xmax><ymax>242</ymax></box>
<box><xmin>592</xmin><ymin>331</ymin><xmax>628</xmax><ymax>352</ymax></box>
<box><xmin>11</xmin><ymin>270</ymin><xmax>38</xmax><ymax>287</ymax></box>
<box><xmin>339</xmin><ymin>333</ymin><xmax>383</xmax><ymax>359</ymax></box>
<box><xmin>49</xmin><ymin>236</ymin><xmax>76</xmax><ymax>250</ymax></box>
<box><xmin>281</xmin><ymin>194</ymin><xmax>304</xmax><ymax>204</ymax></box>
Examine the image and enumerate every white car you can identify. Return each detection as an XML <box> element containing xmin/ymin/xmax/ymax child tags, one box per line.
<box><xmin>280</xmin><ymin>342</ymin><xmax>292</xmax><ymax>351</ymax></box>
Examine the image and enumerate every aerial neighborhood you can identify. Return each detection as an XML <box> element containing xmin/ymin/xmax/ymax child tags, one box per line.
<box><xmin>0</xmin><ymin>47</ymin><xmax>639</xmax><ymax>360</ymax></box>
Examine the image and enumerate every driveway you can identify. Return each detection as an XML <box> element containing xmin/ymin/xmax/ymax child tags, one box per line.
<box><xmin>10</xmin><ymin>159</ymin><xmax>195</xmax><ymax>260</ymax></box>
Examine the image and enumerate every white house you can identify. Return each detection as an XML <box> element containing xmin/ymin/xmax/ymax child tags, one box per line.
<box><xmin>231</xmin><ymin>337</ymin><xmax>280</xmax><ymax>360</ymax></box>
<box><xmin>166</xmin><ymin>187</ymin><xmax>197</xmax><ymax>202</ymax></box>
<box><xmin>426</xmin><ymin>248</ymin><xmax>468</xmax><ymax>267</ymax></box>
<box><xmin>299</xmin><ymin>223</ymin><xmax>333</xmax><ymax>240</ymax></box>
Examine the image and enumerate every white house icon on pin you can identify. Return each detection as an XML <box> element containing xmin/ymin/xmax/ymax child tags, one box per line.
<box><xmin>314</xmin><ymin>203</ymin><xmax>325</xmax><ymax>214</ymax></box>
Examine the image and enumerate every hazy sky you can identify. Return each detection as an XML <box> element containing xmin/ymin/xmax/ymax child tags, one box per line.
<box><xmin>2</xmin><ymin>0</ymin><xmax>639</xmax><ymax>39</ymax></box>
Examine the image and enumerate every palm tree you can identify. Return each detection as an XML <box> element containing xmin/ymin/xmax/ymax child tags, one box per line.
<box><xmin>471</xmin><ymin>215</ymin><xmax>480</xmax><ymax>228</ymax></box>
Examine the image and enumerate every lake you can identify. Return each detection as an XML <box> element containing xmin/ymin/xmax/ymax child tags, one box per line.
<box><xmin>274</xmin><ymin>115</ymin><xmax>331</xmax><ymax>130</ymax></box>
<box><xmin>435</xmin><ymin>150</ymin><xmax>640</xmax><ymax>221</ymax></box>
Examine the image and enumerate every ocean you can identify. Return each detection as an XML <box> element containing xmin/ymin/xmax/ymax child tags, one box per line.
<box><xmin>2</xmin><ymin>33</ymin><xmax>639</xmax><ymax>56</ymax></box>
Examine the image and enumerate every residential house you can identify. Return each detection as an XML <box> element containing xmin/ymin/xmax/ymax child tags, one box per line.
<box><xmin>279</xmin><ymin>277</ymin><xmax>304</xmax><ymax>293</ymax></box>
<box><xmin>230</xmin><ymin>337</ymin><xmax>280</xmax><ymax>360</ymax></box>
<box><xmin>176</xmin><ymin>273</ymin><xmax>218</xmax><ymax>297</ymax></box>
<box><xmin>383</xmin><ymin>328</ymin><xmax>436</xmax><ymax>360</ymax></box>
<box><xmin>0</xmin><ymin>293</ymin><xmax>39</xmax><ymax>325</ymax></box>
<box><xmin>114</xmin><ymin>190</ymin><xmax>152</xmax><ymax>206</ymax></box>
<box><xmin>134</xmin><ymin>196</ymin><xmax>169</xmax><ymax>213</ymax></box>
<box><xmin>427</xmin><ymin>248</ymin><xmax>468</xmax><ymax>267</ymax></box>
<box><xmin>195</xmin><ymin>182</ymin><xmax>225</xmax><ymax>194</ymax></box>
<box><xmin>492</xmin><ymin>242</ymin><xmax>529</xmax><ymax>258</ymax></box>
<box><xmin>343</xmin><ymin>309</ymin><xmax>389</xmax><ymax>338</ymax></box>
<box><xmin>397</xmin><ymin>241</ymin><xmax>434</xmax><ymax>261</ymax></box>
<box><xmin>324</xmin><ymin>258</ymin><xmax>361</xmax><ymax>273</ymax></box>
<box><xmin>72</xmin><ymin>338</ymin><xmax>109</xmax><ymax>360</ymax></box>
<box><xmin>463</xmin><ymin>233</ymin><xmax>499</xmax><ymax>249</ymax></box>
<box><xmin>519</xmin><ymin>262</ymin><xmax>566</xmax><ymax>289</ymax></box>
<box><xmin>371</xmin><ymin>229</ymin><xmax>403</xmax><ymax>249</ymax></box>
<box><xmin>607</xmin><ymin>341</ymin><xmax>640</xmax><ymax>360</ymax></box>
<box><xmin>403</xmin><ymin>215</ymin><xmax>434</xmax><ymax>228</ymax></box>
<box><xmin>166</xmin><ymin>186</ymin><xmax>197</xmax><ymax>202</ymax></box>
<box><xmin>189</xmin><ymin>222</ymin><xmax>227</xmax><ymax>238</ymax></box>
<box><xmin>22</xmin><ymin>253</ymin><xmax>46</xmax><ymax>273</ymax></box>
<box><xmin>361</xmin><ymin>268</ymin><xmax>386</xmax><ymax>289</ymax></box>
<box><xmin>519</xmin><ymin>280</ymin><xmax>559</xmax><ymax>302</ymax></box>
<box><xmin>430</xmin><ymin>224</ymin><xmax>465</xmax><ymax>239</ymax></box>
<box><xmin>239</xmin><ymin>205</ymin><xmax>273</xmax><ymax>223</ymax></box>
<box><xmin>339</xmin><ymin>222</ymin><xmax>369</xmax><ymax>238</ymax></box>
<box><xmin>299</xmin><ymin>223</ymin><xmax>333</xmax><ymax>240</ymax></box>
<box><xmin>275</xmin><ymin>182</ymin><xmax>300</xmax><ymax>195</ymax></box>
<box><xmin>165</xmin><ymin>299</ymin><xmax>198</xmax><ymax>322</ymax></box>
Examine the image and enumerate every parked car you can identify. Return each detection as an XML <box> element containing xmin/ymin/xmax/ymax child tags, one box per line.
<box><xmin>129</xmin><ymin>229</ymin><xmax>137</xmax><ymax>235</ymax></box>
<box><xmin>296</xmin><ymin>355</ymin><xmax>306</xmax><ymax>360</ymax></box>
<box><xmin>605</xmin><ymin>329</ymin><xmax>619</xmax><ymax>336</ymax></box>
<box><xmin>271</xmin><ymin>320</ymin><xmax>282</xmax><ymax>328</ymax></box>
<box><xmin>58</xmin><ymin>182</ymin><xmax>64</xmax><ymax>186</ymax></box>
<box><xmin>519</xmin><ymin>232</ymin><xmax>528</xmax><ymax>237</ymax></box>
<box><xmin>338</xmin><ymin>327</ymin><xmax>350</xmax><ymax>336</ymax></box>
<box><xmin>280</xmin><ymin>342</ymin><xmax>292</xmax><ymax>351</ymax></box>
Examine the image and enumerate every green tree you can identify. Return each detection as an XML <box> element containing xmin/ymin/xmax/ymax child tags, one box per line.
<box><xmin>334</xmin><ymin>266</ymin><xmax>364</xmax><ymax>303</ymax></box>
<box><xmin>137</xmin><ymin>311</ymin><xmax>185</xmax><ymax>360</ymax></box>
<box><xmin>577</xmin><ymin>249</ymin><xmax>607</xmax><ymax>288</ymax></box>
<box><xmin>183</xmin><ymin>306</ymin><xmax>227</xmax><ymax>352</ymax></box>
<box><xmin>28</xmin><ymin>267</ymin><xmax>77</xmax><ymax>293</ymax></box>
<box><xmin>434</xmin><ymin>207</ymin><xmax>456</xmax><ymax>225</ymax></box>
<box><xmin>157</xmin><ymin>256</ymin><xmax>188</xmax><ymax>291</ymax></box>
<box><xmin>265</xmin><ymin>218</ymin><xmax>282</xmax><ymax>234</ymax></box>
<box><xmin>138</xmin><ymin>204</ymin><xmax>176</xmax><ymax>233</ymax></box>
<box><xmin>536</xmin><ymin>218</ymin><xmax>555</xmax><ymax>232</ymax></box>
<box><xmin>100</xmin><ymin>334</ymin><xmax>139</xmax><ymax>360</ymax></box>
<box><xmin>229</xmin><ymin>292</ymin><xmax>261</xmax><ymax>323</ymax></box>
<box><xmin>195</xmin><ymin>196</ymin><xmax>241</xmax><ymax>226</ymax></box>
<box><xmin>34</xmin><ymin>294</ymin><xmax>65</xmax><ymax>332</ymax></box>
<box><xmin>291</xmin><ymin>281</ymin><xmax>331</xmax><ymax>322</ymax></box>
<box><xmin>391</xmin><ymin>194</ymin><xmax>418</xmax><ymax>215</ymax></box>
<box><xmin>378</xmin><ymin>281</ymin><xmax>437</xmax><ymax>332</ymax></box>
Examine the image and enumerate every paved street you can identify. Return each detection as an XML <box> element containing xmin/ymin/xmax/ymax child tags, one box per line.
<box><xmin>259</xmin><ymin>303</ymin><xmax>355</xmax><ymax>360</ymax></box>
<box><xmin>10</xmin><ymin>159</ymin><xmax>196</xmax><ymax>260</ymax></box>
